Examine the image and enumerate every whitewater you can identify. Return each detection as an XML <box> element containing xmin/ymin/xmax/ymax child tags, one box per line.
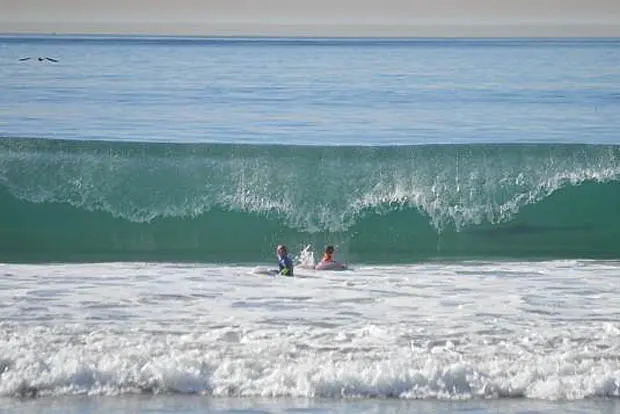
<box><xmin>1</xmin><ymin>260</ymin><xmax>619</xmax><ymax>403</ymax></box>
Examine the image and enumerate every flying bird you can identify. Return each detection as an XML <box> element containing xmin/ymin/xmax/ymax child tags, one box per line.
<box><xmin>19</xmin><ymin>57</ymin><xmax>59</xmax><ymax>62</ymax></box>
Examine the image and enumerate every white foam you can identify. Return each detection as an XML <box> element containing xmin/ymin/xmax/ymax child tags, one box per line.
<box><xmin>2</xmin><ymin>143</ymin><xmax>619</xmax><ymax>232</ymax></box>
<box><xmin>0</xmin><ymin>260</ymin><xmax>619</xmax><ymax>400</ymax></box>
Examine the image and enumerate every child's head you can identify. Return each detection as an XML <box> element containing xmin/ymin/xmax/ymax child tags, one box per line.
<box><xmin>324</xmin><ymin>245</ymin><xmax>334</xmax><ymax>255</ymax></box>
<box><xmin>277</xmin><ymin>244</ymin><xmax>288</xmax><ymax>256</ymax></box>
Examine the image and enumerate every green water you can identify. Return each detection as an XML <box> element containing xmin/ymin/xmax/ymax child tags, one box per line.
<box><xmin>1</xmin><ymin>138</ymin><xmax>619</xmax><ymax>263</ymax></box>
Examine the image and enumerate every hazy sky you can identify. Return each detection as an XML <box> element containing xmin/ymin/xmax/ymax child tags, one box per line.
<box><xmin>1</xmin><ymin>0</ymin><xmax>619</xmax><ymax>36</ymax></box>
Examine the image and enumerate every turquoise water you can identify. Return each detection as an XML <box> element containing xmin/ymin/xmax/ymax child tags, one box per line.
<box><xmin>1</xmin><ymin>138</ymin><xmax>619</xmax><ymax>263</ymax></box>
<box><xmin>1</xmin><ymin>36</ymin><xmax>619</xmax><ymax>413</ymax></box>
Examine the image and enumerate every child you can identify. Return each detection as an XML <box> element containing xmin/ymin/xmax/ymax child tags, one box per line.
<box><xmin>320</xmin><ymin>245</ymin><xmax>335</xmax><ymax>264</ymax></box>
<box><xmin>276</xmin><ymin>244</ymin><xmax>294</xmax><ymax>276</ymax></box>
<box><xmin>315</xmin><ymin>245</ymin><xmax>347</xmax><ymax>270</ymax></box>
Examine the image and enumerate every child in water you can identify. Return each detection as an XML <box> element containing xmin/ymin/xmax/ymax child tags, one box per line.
<box><xmin>315</xmin><ymin>245</ymin><xmax>347</xmax><ymax>270</ymax></box>
<box><xmin>320</xmin><ymin>245</ymin><xmax>335</xmax><ymax>264</ymax></box>
<box><xmin>276</xmin><ymin>244</ymin><xmax>294</xmax><ymax>276</ymax></box>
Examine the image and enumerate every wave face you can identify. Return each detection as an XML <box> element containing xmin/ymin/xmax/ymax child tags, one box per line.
<box><xmin>1</xmin><ymin>138</ymin><xmax>619</xmax><ymax>263</ymax></box>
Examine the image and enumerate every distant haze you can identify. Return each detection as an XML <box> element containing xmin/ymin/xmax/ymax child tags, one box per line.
<box><xmin>1</xmin><ymin>0</ymin><xmax>619</xmax><ymax>36</ymax></box>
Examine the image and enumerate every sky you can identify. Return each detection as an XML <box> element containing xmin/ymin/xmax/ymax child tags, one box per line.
<box><xmin>1</xmin><ymin>0</ymin><xmax>619</xmax><ymax>37</ymax></box>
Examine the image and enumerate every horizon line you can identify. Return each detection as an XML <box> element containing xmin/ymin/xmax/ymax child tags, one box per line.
<box><xmin>1</xmin><ymin>21</ymin><xmax>619</xmax><ymax>38</ymax></box>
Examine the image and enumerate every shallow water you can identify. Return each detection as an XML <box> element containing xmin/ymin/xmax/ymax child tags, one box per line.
<box><xmin>3</xmin><ymin>395</ymin><xmax>620</xmax><ymax>414</ymax></box>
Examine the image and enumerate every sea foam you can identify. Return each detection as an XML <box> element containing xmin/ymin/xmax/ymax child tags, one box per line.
<box><xmin>0</xmin><ymin>261</ymin><xmax>618</xmax><ymax>400</ymax></box>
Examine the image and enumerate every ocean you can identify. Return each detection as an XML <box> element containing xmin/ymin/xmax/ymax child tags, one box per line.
<box><xmin>0</xmin><ymin>35</ymin><xmax>619</xmax><ymax>413</ymax></box>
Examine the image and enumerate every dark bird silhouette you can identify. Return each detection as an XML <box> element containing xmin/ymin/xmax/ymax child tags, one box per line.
<box><xmin>19</xmin><ymin>57</ymin><xmax>59</xmax><ymax>62</ymax></box>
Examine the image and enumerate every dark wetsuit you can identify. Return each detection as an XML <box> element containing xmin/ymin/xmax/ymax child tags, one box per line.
<box><xmin>278</xmin><ymin>255</ymin><xmax>294</xmax><ymax>276</ymax></box>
